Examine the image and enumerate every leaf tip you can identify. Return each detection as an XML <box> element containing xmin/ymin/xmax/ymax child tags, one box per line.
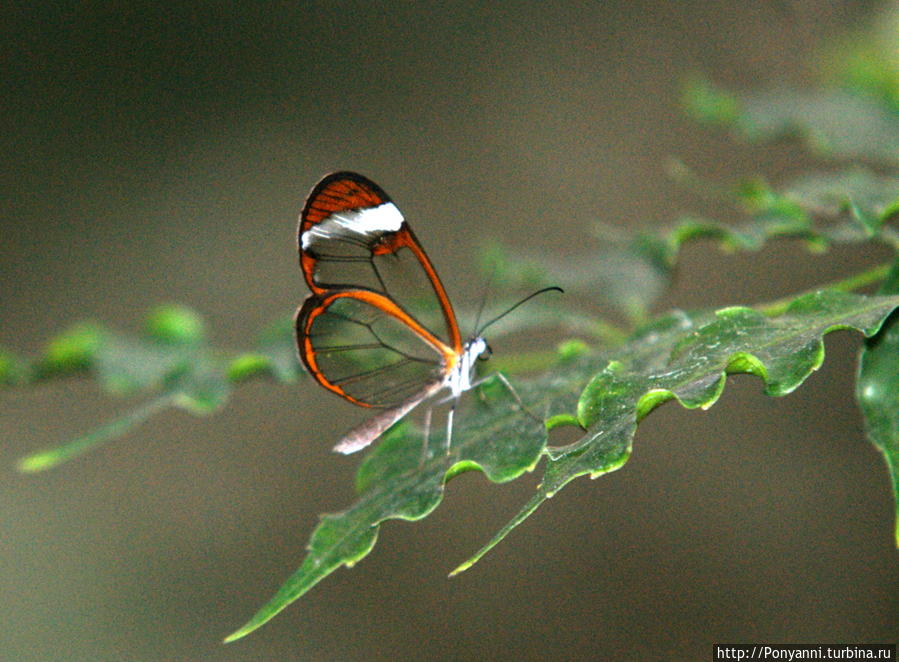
<box><xmin>16</xmin><ymin>451</ymin><xmax>60</xmax><ymax>473</ymax></box>
<box><xmin>222</xmin><ymin>626</ymin><xmax>251</xmax><ymax>644</ymax></box>
<box><xmin>447</xmin><ymin>560</ymin><xmax>473</xmax><ymax>578</ymax></box>
<box><xmin>545</xmin><ymin>413</ymin><xmax>581</xmax><ymax>432</ymax></box>
<box><xmin>222</xmin><ymin>610</ymin><xmax>275</xmax><ymax>643</ymax></box>
<box><xmin>635</xmin><ymin>388</ymin><xmax>675</xmax><ymax>421</ymax></box>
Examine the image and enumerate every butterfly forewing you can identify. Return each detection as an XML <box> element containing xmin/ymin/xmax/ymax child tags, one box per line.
<box><xmin>298</xmin><ymin>172</ymin><xmax>461</xmax><ymax>352</ymax></box>
<box><xmin>297</xmin><ymin>290</ymin><xmax>451</xmax><ymax>408</ymax></box>
<box><xmin>299</xmin><ymin>172</ymin><xmax>395</xmax><ymax>294</ymax></box>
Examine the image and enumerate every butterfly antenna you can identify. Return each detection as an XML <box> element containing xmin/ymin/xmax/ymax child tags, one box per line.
<box><xmin>477</xmin><ymin>286</ymin><xmax>564</xmax><ymax>335</ymax></box>
<box><xmin>472</xmin><ymin>263</ymin><xmax>498</xmax><ymax>337</ymax></box>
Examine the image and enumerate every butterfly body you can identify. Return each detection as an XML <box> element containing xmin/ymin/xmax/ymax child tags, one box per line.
<box><xmin>449</xmin><ymin>337</ymin><xmax>488</xmax><ymax>397</ymax></box>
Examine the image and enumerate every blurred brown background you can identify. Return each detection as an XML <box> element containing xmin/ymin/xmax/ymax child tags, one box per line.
<box><xmin>1</xmin><ymin>2</ymin><xmax>896</xmax><ymax>660</ymax></box>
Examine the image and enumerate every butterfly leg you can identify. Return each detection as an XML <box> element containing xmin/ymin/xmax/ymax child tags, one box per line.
<box><xmin>444</xmin><ymin>398</ymin><xmax>457</xmax><ymax>455</ymax></box>
<box><xmin>419</xmin><ymin>406</ymin><xmax>433</xmax><ymax>466</ymax></box>
<box><xmin>476</xmin><ymin>372</ymin><xmax>541</xmax><ymax>423</ymax></box>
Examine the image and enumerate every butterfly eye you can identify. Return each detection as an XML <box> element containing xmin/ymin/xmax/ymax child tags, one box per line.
<box><xmin>477</xmin><ymin>344</ymin><xmax>493</xmax><ymax>361</ymax></box>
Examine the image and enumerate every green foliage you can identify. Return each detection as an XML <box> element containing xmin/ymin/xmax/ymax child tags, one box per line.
<box><xmin>4</xmin><ymin>26</ymin><xmax>899</xmax><ymax>643</ymax></box>
<box><xmin>13</xmin><ymin>310</ymin><xmax>233</xmax><ymax>472</ymax></box>
<box><xmin>224</xmin><ymin>290</ymin><xmax>899</xmax><ymax>640</ymax></box>
<box><xmin>684</xmin><ymin>75</ymin><xmax>898</xmax><ymax>165</ymax></box>
<box><xmin>463</xmin><ymin>292</ymin><xmax>899</xmax><ymax>564</ymax></box>
<box><xmin>821</xmin><ymin>9</ymin><xmax>899</xmax><ymax>114</ymax></box>
<box><xmin>227</xmin><ymin>353</ymin><xmax>274</xmax><ymax>383</ymax></box>
<box><xmin>682</xmin><ymin>15</ymin><xmax>899</xmax><ymax>166</ymax></box>
<box><xmin>681</xmin><ymin>75</ymin><xmax>741</xmax><ymax>126</ymax></box>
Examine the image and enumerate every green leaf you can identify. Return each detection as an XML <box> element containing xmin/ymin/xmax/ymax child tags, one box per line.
<box><xmin>170</xmin><ymin>362</ymin><xmax>231</xmax><ymax>415</ymax></box>
<box><xmin>92</xmin><ymin>332</ymin><xmax>230</xmax><ymax>413</ymax></box>
<box><xmin>740</xmin><ymin>90</ymin><xmax>899</xmax><ymax>164</ymax></box>
<box><xmin>456</xmin><ymin>290</ymin><xmax>899</xmax><ymax>573</ymax></box>
<box><xmin>481</xmin><ymin>235</ymin><xmax>677</xmax><ymax>324</ymax></box>
<box><xmin>681</xmin><ymin>74</ymin><xmax>741</xmax><ymax>126</ymax></box>
<box><xmin>828</xmin><ymin>48</ymin><xmax>899</xmax><ymax>115</ymax></box>
<box><xmin>856</xmin><ymin>258</ymin><xmax>899</xmax><ymax>545</ymax></box>
<box><xmin>226</xmin><ymin>290</ymin><xmax>899</xmax><ymax>640</ymax></box>
<box><xmin>94</xmin><ymin>331</ymin><xmax>194</xmax><ymax>396</ymax></box>
<box><xmin>227</xmin><ymin>353</ymin><xmax>274</xmax><ymax>382</ymax></box>
<box><xmin>775</xmin><ymin>169</ymin><xmax>899</xmax><ymax>238</ymax></box>
<box><xmin>556</xmin><ymin>339</ymin><xmax>590</xmax><ymax>361</ymax></box>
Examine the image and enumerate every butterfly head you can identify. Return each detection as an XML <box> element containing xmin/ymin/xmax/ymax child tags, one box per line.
<box><xmin>470</xmin><ymin>337</ymin><xmax>492</xmax><ymax>362</ymax></box>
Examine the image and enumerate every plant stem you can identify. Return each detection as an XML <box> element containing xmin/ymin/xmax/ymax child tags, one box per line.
<box><xmin>759</xmin><ymin>262</ymin><xmax>891</xmax><ymax>316</ymax></box>
<box><xmin>490</xmin><ymin>349</ymin><xmax>563</xmax><ymax>375</ymax></box>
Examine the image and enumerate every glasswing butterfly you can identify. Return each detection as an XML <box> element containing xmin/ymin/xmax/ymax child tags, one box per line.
<box><xmin>295</xmin><ymin>172</ymin><xmax>559</xmax><ymax>454</ymax></box>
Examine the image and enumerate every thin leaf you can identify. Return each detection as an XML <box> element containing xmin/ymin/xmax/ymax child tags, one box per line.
<box><xmin>856</xmin><ymin>257</ymin><xmax>899</xmax><ymax>545</ymax></box>
<box><xmin>16</xmin><ymin>395</ymin><xmax>174</xmax><ymax>473</ymax></box>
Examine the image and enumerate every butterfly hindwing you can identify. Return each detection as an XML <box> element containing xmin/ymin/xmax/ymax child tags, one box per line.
<box><xmin>297</xmin><ymin>289</ymin><xmax>453</xmax><ymax>409</ymax></box>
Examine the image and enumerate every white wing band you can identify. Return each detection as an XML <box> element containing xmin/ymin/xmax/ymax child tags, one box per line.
<box><xmin>301</xmin><ymin>202</ymin><xmax>405</xmax><ymax>250</ymax></box>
